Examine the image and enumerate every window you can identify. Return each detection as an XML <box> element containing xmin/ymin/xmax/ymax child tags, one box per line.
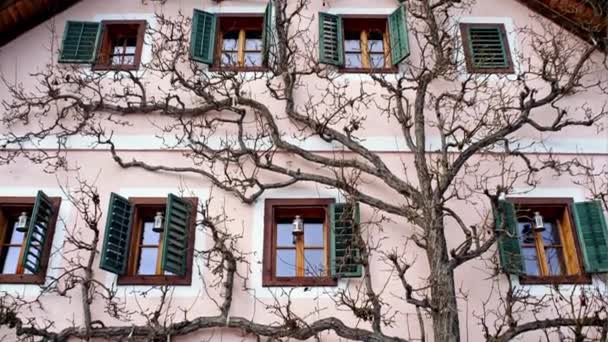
<box><xmin>190</xmin><ymin>5</ymin><xmax>272</xmax><ymax>70</ymax></box>
<box><xmin>59</xmin><ymin>20</ymin><xmax>146</xmax><ymax>71</ymax></box>
<box><xmin>318</xmin><ymin>5</ymin><xmax>410</xmax><ymax>72</ymax></box>
<box><xmin>99</xmin><ymin>193</ymin><xmax>197</xmax><ymax>285</ymax></box>
<box><xmin>263</xmin><ymin>199</ymin><xmax>362</xmax><ymax>287</ymax></box>
<box><xmin>0</xmin><ymin>191</ymin><xmax>61</xmax><ymax>284</ymax></box>
<box><xmin>495</xmin><ymin>198</ymin><xmax>608</xmax><ymax>284</ymax></box>
<box><xmin>460</xmin><ymin>23</ymin><xmax>514</xmax><ymax>74</ymax></box>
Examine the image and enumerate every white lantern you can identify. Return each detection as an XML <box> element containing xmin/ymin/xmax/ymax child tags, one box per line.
<box><xmin>533</xmin><ymin>211</ymin><xmax>545</xmax><ymax>232</ymax></box>
<box><xmin>16</xmin><ymin>212</ymin><xmax>28</xmax><ymax>232</ymax></box>
<box><xmin>292</xmin><ymin>215</ymin><xmax>304</xmax><ymax>243</ymax></box>
<box><xmin>153</xmin><ymin>211</ymin><xmax>164</xmax><ymax>233</ymax></box>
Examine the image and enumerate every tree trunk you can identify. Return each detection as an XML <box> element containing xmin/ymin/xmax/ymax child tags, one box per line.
<box><xmin>427</xmin><ymin>222</ymin><xmax>460</xmax><ymax>342</ymax></box>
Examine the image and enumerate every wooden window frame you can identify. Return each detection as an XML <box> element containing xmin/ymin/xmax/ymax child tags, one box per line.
<box><xmin>508</xmin><ymin>197</ymin><xmax>591</xmax><ymax>285</ymax></box>
<box><xmin>209</xmin><ymin>15</ymin><xmax>269</xmax><ymax>72</ymax></box>
<box><xmin>263</xmin><ymin>198</ymin><xmax>337</xmax><ymax>287</ymax></box>
<box><xmin>92</xmin><ymin>20</ymin><xmax>146</xmax><ymax>71</ymax></box>
<box><xmin>0</xmin><ymin>196</ymin><xmax>61</xmax><ymax>284</ymax></box>
<box><xmin>339</xmin><ymin>17</ymin><xmax>397</xmax><ymax>74</ymax></box>
<box><xmin>460</xmin><ymin>22</ymin><xmax>514</xmax><ymax>74</ymax></box>
<box><xmin>117</xmin><ymin>197</ymin><xmax>197</xmax><ymax>286</ymax></box>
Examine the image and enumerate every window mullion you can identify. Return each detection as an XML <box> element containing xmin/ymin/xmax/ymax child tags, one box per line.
<box><xmin>238</xmin><ymin>29</ymin><xmax>246</xmax><ymax>67</ymax></box>
<box><xmin>296</xmin><ymin>235</ymin><xmax>304</xmax><ymax>277</ymax></box>
<box><xmin>383</xmin><ymin>29</ymin><xmax>391</xmax><ymax>67</ymax></box>
<box><xmin>360</xmin><ymin>30</ymin><xmax>370</xmax><ymax>69</ymax></box>
<box><xmin>155</xmin><ymin>233</ymin><xmax>164</xmax><ymax>275</ymax></box>
<box><xmin>15</xmin><ymin>232</ymin><xmax>28</xmax><ymax>275</ymax></box>
<box><xmin>534</xmin><ymin>231</ymin><xmax>549</xmax><ymax>276</ymax></box>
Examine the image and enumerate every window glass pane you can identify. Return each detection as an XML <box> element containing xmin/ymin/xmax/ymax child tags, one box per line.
<box><xmin>244</xmin><ymin>52</ymin><xmax>262</xmax><ymax>66</ymax></box>
<box><xmin>8</xmin><ymin>221</ymin><xmax>25</xmax><ymax>244</ymax></box>
<box><xmin>245</xmin><ymin>31</ymin><xmax>262</xmax><ymax>50</ymax></box>
<box><xmin>137</xmin><ymin>247</ymin><xmax>158</xmax><ymax>275</ymax></box>
<box><xmin>141</xmin><ymin>221</ymin><xmax>161</xmax><ymax>245</ymax></box>
<box><xmin>344</xmin><ymin>32</ymin><xmax>361</xmax><ymax>52</ymax></box>
<box><xmin>368</xmin><ymin>32</ymin><xmax>384</xmax><ymax>52</ymax></box>
<box><xmin>222</xmin><ymin>52</ymin><xmax>238</xmax><ymax>66</ymax></box>
<box><xmin>370</xmin><ymin>54</ymin><xmax>385</xmax><ymax>68</ymax></box>
<box><xmin>304</xmin><ymin>223</ymin><xmax>323</xmax><ymax>247</ymax></box>
<box><xmin>304</xmin><ymin>249</ymin><xmax>324</xmax><ymax>277</ymax></box>
<box><xmin>545</xmin><ymin>247</ymin><xmax>564</xmax><ymax>276</ymax></box>
<box><xmin>517</xmin><ymin>222</ymin><xmax>535</xmax><ymax>245</ymax></box>
<box><xmin>540</xmin><ymin>221</ymin><xmax>560</xmax><ymax>245</ymax></box>
<box><xmin>276</xmin><ymin>223</ymin><xmax>295</xmax><ymax>247</ymax></box>
<box><xmin>222</xmin><ymin>31</ymin><xmax>239</xmax><ymax>51</ymax></box>
<box><xmin>345</xmin><ymin>53</ymin><xmax>363</xmax><ymax>68</ymax></box>
<box><xmin>522</xmin><ymin>247</ymin><xmax>540</xmax><ymax>276</ymax></box>
<box><xmin>276</xmin><ymin>249</ymin><xmax>296</xmax><ymax>277</ymax></box>
<box><xmin>1</xmin><ymin>247</ymin><xmax>21</xmax><ymax>274</ymax></box>
<box><xmin>124</xmin><ymin>46</ymin><xmax>136</xmax><ymax>54</ymax></box>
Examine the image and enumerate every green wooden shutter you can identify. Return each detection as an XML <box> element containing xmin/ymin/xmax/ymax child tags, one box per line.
<box><xmin>262</xmin><ymin>1</ymin><xmax>273</xmax><ymax>65</ymax></box>
<box><xmin>494</xmin><ymin>200</ymin><xmax>523</xmax><ymax>274</ymax></box>
<box><xmin>160</xmin><ymin>194</ymin><xmax>192</xmax><ymax>276</ymax></box>
<box><xmin>99</xmin><ymin>193</ymin><xmax>133</xmax><ymax>275</ymax></box>
<box><xmin>318</xmin><ymin>12</ymin><xmax>344</xmax><ymax>66</ymax></box>
<box><xmin>572</xmin><ymin>201</ymin><xmax>608</xmax><ymax>273</ymax></box>
<box><xmin>191</xmin><ymin>9</ymin><xmax>217</xmax><ymax>64</ymax></box>
<box><xmin>21</xmin><ymin>191</ymin><xmax>54</xmax><ymax>274</ymax></box>
<box><xmin>388</xmin><ymin>5</ymin><xmax>410</xmax><ymax>65</ymax></box>
<box><xmin>330</xmin><ymin>202</ymin><xmax>362</xmax><ymax>278</ymax></box>
<box><xmin>466</xmin><ymin>25</ymin><xmax>509</xmax><ymax>69</ymax></box>
<box><xmin>59</xmin><ymin>21</ymin><xmax>101</xmax><ymax>63</ymax></box>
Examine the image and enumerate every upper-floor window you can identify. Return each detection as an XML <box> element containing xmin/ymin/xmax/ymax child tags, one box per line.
<box><xmin>190</xmin><ymin>5</ymin><xmax>272</xmax><ymax>71</ymax></box>
<box><xmin>460</xmin><ymin>23</ymin><xmax>514</xmax><ymax>74</ymax></box>
<box><xmin>99</xmin><ymin>193</ymin><xmax>197</xmax><ymax>285</ymax></box>
<box><xmin>59</xmin><ymin>20</ymin><xmax>146</xmax><ymax>71</ymax></box>
<box><xmin>318</xmin><ymin>5</ymin><xmax>410</xmax><ymax>73</ymax></box>
<box><xmin>263</xmin><ymin>199</ymin><xmax>362</xmax><ymax>287</ymax></box>
<box><xmin>0</xmin><ymin>191</ymin><xmax>61</xmax><ymax>284</ymax></box>
<box><xmin>496</xmin><ymin>198</ymin><xmax>608</xmax><ymax>284</ymax></box>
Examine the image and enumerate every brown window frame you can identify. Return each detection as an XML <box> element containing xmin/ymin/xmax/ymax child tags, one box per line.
<box><xmin>210</xmin><ymin>15</ymin><xmax>269</xmax><ymax>72</ymax></box>
<box><xmin>460</xmin><ymin>22</ymin><xmax>514</xmax><ymax>74</ymax></box>
<box><xmin>116</xmin><ymin>197</ymin><xmax>197</xmax><ymax>286</ymax></box>
<box><xmin>508</xmin><ymin>197</ymin><xmax>591</xmax><ymax>285</ymax></box>
<box><xmin>340</xmin><ymin>17</ymin><xmax>397</xmax><ymax>74</ymax></box>
<box><xmin>263</xmin><ymin>198</ymin><xmax>337</xmax><ymax>287</ymax></box>
<box><xmin>0</xmin><ymin>196</ymin><xmax>61</xmax><ymax>284</ymax></box>
<box><xmin>92</xmin><ymin>20</ymin><xmax>146</xmax><ymax>71</ymax></box>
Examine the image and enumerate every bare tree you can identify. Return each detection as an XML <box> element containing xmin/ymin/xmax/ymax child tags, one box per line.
<box><xmin>0</xmin><ymin>0</ymin><xmax>607</xmax><ymax>341</ymax></box>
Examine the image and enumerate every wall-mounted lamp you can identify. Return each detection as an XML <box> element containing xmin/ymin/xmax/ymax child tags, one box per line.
<box><xmin>153</xmin><ymin>211</ymin><xmax>164</xmax><ymax>233</ymax></box>
<box><xmin>533</xmin><ymin>211</ymin><xmax>545</xmax><ymax>232</ymax></box>
<box><xmin>16</xmin><ymin>212</ymin><xmax>28</xmax><ymax>232</ymax></box>
<box><xmin>292</xmin><ymin>215</ymin><xmax>304</xmax><ymax>244</ymax></box>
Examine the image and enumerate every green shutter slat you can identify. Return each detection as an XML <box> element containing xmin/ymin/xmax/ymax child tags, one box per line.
<box><xmin>494</xmin><ymin>200</ymin><xmax>523</xmax><ymax>275</ymax></box>
<box><xmin>331</xmin><ymin>202</ymin><xmax>362</xmax><ymax>278</ymax></box>
<box><xmin>318</xmin><ymin>12</ymin><xmax>344</xmax><ymax>66</ymax></box>
<box><xmin>573</xmin><ymin>201</ymin><xmax>608</xmax><ymax>273</ymax></box>
<box><xmin>21</xmin><ymin>191</ymin><xmax>55</xmax><ymax>274</ymax></box>
<box><xmin>190</xmin><ymin>9</ymin><xmax>217</xmax><ymax>65</ymax></box>
<box><xmin>99</xmin><ymin>193</ymin><xmax>133</xmax><ymax>275</ymax></box>
<box><xmin>160</xmin><ymin>194</ymin><xmax>192</xmax><ymax>276</ymax></box>
<box><xmin>59</xmin><ymin>21</ymin><xmax>101</xmax><ymax>63</ymax></box>
<box><xmin>466</xmin><ymin>26</ymin><xmax>509</xmax><ymax>69</ymax></box>
<box><xmin>388</xmin><ymin>5</ymin><xmax>410</xmax><ymax>65</ymax></box>
<box><xmin>262</xmin><ymin>1</ymin><xmax>273</xmax><ymax>65</ymax></box>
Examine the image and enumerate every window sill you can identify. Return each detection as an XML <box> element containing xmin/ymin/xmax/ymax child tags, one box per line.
<box><xmin>519</xmin><ymin>274</ymin><xmax>592</xmax><ymax>285</ymax></box>
<box><xmin>92</xmin><ymin>64</ymin><xmax>141</xmax><ymax>72</ymax></box>
<box><xmin>208</xmin><ymin>66</ymin><xmax>269</xmax><ymax>72</ymax></box>
<box><xmin>465</xmin><ymin>67</ymin><xmax>514</xmax><ymax>74</ymax></box>
<box><xmin>0</xmin><ymin>274</ymin><xmax>46</xmax><ymax>284</ymax></box>
<box><xmin>263</xmin><ymin>276</ymin><xmax>337</xmax><ymax>287</ymax></box>
<box><xmin>117</xmin><ymin>274</ymin><xmax>192</xmax><ymax>286</ymax></box>
<box><xmin>338</xmin><ymin>67</ymin><xmax>398</xmax><ymax>74</ymax></box>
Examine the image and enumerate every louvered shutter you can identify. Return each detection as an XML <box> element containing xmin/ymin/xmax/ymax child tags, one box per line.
<box><xmin>318</xmin><ymin>12</ymin><xmax>344</xmax><ymax>66</ymax></box>
<box><xmin>99</xmin><ymin>193</ymin><xmax>133</xmax><ymax>275</ymax></box>
<box><xmin>388</xmin><ymin>5</ymin><xmax>410</xmax><ymax>65</ymax></box>
<box><xmin>262</xmin><ymin>1</ymin><xmax>273</xmax><ymax>65</ymax></box>
<box><xmin>190</xmin><ymin>9</ymin><xmax>217</xmax><ymax>64</ymax></box>
<box><xmin>494</xmin><ymin>200</ymin><xmax>523</xmax><ymax>274</ymax></box>
<box><xmin>59</xmin><ymin>21</ymin><xmax>101</xmax><ymax>63</ymax></box>
<box><xmin>330</xmin><ymin>202</ymin><xmax>362</xmax><ymax>278</ymax></box>
<box><xmin>466</xmin><ymin>25</ymin><xmax>509</xmax><ymax>70</ymax></box>
<box><xmin>572</xmin><ymin>201</ymin><xmax>608</xmax><ymax>273</ymax></box>
<box><xmin>21</xmin><ymin>191</ymin><xmax>55</xmax><ymax>274</ymax></box>
<box><xmin>160</xmin><ymin>194</ymin><xmax>192</xmax><ymax>276</ymax></box>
